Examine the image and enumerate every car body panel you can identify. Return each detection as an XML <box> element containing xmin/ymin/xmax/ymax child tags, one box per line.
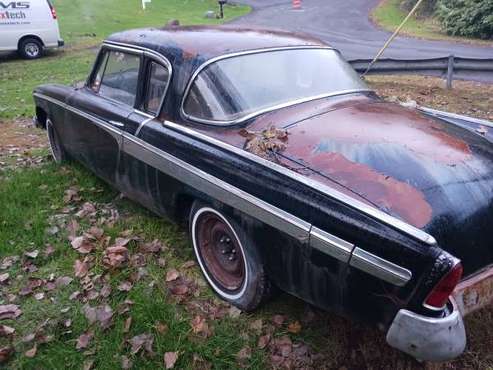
<box><xmin>32</xmin><ymin>26</ymin><xmax>493</xmax><ymax>361</ymax></box>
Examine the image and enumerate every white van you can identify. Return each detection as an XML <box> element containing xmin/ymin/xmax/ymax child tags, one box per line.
<box><xmin>0</xmin><ymin>0</ymin><xmax>63</xmax><ymax>59</ymax></box>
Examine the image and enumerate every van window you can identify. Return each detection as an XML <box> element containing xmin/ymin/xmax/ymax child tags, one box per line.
<box><xmin>142</xmin><ymin>61</ymin><xmax>170</xmax><ymax>115</ymax></box>
<box><xmin>94</xmin><ymin>51</ymin><xmax>141</xmax><ymax>106</ymax></box>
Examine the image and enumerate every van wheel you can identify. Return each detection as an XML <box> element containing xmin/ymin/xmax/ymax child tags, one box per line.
<box><xmin>189</xmin><ymin>202</ymin><xmax>272</xmax><ymax>312</ymax></box>
<box><xmin>19</xmin><ymin>38</ymin><xmax>43</xmax><ymax>59</ymax></box>
<box><xmin>46</xmin><ymin>119</ymin><xmax>67</xmax><ymax>163</ymax></box>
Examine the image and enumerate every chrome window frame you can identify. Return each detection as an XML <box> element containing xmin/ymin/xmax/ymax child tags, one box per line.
<box><xmin>86</xmin><ymin>41</ymin><xmax>173</xmax><ymax>125</ymax></box>
<box><xmin>180</xmin><ymin>46</ymin><xmax>373</xmax><ymax>126</ymax></box>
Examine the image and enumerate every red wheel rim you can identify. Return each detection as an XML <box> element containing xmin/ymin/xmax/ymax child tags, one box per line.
<box><xmin>195</xmin><ymin>211</ymin><xmax>245</xmax><ymax>292</ymax></box>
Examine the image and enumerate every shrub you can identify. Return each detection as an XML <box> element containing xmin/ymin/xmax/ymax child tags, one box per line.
<box><xmin>436</xmin><ymin>0</ymin><xmax>493</xmax><ymax>39</ymax></box>
<box><xmin>401</xmin><ymin>0</ymin><xmax>437</xmax><ymax>17</ymax></box>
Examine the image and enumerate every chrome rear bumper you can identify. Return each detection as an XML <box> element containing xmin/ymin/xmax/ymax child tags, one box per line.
<box><xmin>386</xmin><ymin>303</ymin><xmax>466</xmax><ymax>361</ymax></box>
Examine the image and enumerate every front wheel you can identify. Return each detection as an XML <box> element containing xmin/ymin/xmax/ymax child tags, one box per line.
<box><xmin>46</xmin><ymin>119</ymin><xmax>68</xmax><ymax>163</ymax></box>
<box><xmin>189</xmin><ymin>202</ymin><xmax>272</xmax><ymax>311</ymax></box>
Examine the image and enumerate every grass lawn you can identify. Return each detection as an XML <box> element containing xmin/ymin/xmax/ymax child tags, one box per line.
<box><xmin>0</xmin><ymin>0</ymin><xmax>249</xmax><ymax>120</ymax></box>
<box><xmin>1</xmin><ymin>76</ymin><xmax>493</xmax><ymax>369</ymax></box>
<box><xmin>371</xmin><ymin>0</ymin><xmax>493</xmax><ymax>45</ymax></box>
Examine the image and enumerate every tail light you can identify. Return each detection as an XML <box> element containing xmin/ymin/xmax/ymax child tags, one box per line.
<box><xmin>424</xmin><ymin>262</ymin><xmax>463</xmax><ymax>310</ymax></box>
<box><xmin>46</xmin><ymin>0</ymin><xmax>57</xmax><ymax>19</ymax></box>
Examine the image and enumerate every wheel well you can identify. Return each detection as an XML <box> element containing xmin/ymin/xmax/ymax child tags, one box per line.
<box><xmin>174</xmin><ymin>193</ymin><xmax>196</xmax><ymax>225</ymax></box>
<box><xmin>35</xmin><ymin>107</ymin><xmax>48</xmax><ymax>129</ymax></box>
<box><xmin>18</xmin><ymin>35</ymin><xmax>44</xmax><ymax>50</ymax></box>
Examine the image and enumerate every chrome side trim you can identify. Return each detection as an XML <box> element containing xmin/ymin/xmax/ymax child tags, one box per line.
<box><xmin>162</xmin><ymin>120</ymin><xmax>437</xmax><ymax>246</ymax></box>
<box><xmin>134</xmin><ymin>115</ymin><xmax>154</xmax><ymax>137</ymax></box>
<box><xmin>179</xmin><ymin>46</ymin><xmax>371</xmax><ymax>126</ymax></box>
<box><xmin>34</xmin><ymin>92</ymin><xmax>418</xmax><ymax>286</ymax></box>
<box><xmin>350</xmin><ymin>247</ymin><xmax>412</xmax><ymax>286</ymax></box>
<box><xmin>122</xmin><ymin>133</ymin><xmax>311</xmax><ymax>242</ymax></box>
<box><xmin>310</xmin><ymin>227</ymin><xmax>354</xmax><ymax>263</ymax></box>
<box><xmin>420</xmin><ymin>106</ymin><xmax>493</xmax><ymax>128</ymax></box>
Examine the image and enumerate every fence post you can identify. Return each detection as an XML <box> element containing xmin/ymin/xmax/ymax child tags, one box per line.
<box><xmin>446</xmin><ymin>55</ymin><xmax>454</xmax><ymax>89</ymax></box>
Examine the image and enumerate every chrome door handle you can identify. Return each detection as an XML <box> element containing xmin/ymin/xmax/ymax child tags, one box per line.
<box><xmin>108</xmin><ymin>120</ymin><xmax>124</xmax><ymax>127</ymax></box>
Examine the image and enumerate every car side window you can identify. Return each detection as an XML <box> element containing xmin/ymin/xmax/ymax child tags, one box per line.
<box><xmin>94</xmin><ymin>51</ymin><xmax>141</xmax><ymax>106</ymax></box>
<box><xmin>143</xmin><ymin>61</ymin><xmax>170</xmax><ymax>115</ymax></box>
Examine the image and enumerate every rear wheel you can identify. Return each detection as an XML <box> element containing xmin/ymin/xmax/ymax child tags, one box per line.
<box><xmin>18</xmin><ymin>38</ymin><xmax>43</xmax><ymax>59</ymax></box>
<box><xmin>46</xmin><ymin>119</ymin><xmax>67</xmax><ymax>163</ymax></box>
<box><xmin>189</xmin><ymin>202</ymin><xmax>272</xmax><ymax>311</ymax></box>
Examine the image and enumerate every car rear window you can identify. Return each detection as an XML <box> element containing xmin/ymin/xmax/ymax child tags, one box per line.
<box><xmin>183</xmin><ymin>48</ymin><xmax>369</xmax><ymax>125</ymax></box>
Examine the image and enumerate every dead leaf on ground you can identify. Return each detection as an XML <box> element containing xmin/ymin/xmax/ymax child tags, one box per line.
<box><xmin>75</xmin><ymin>202</ymin><xmax>96</xmax><ymax>218</ymax></box>
<box><xmin>117</xmin><ymin>281</ymin><xmax>133</xmax><ymax>292</ymax></box>
<box><xmin>287</xmin><ymin>321</ymin><xmax>302</xmax><ymax>334</ymax></box>
<box><xmin>63</xmin><ymin>186</ymin><xmax>80</xmax><ymax>203</ymax></box>
<box><xmin>71</xmin><ymin>236</ymin><xmax>94</xmax><ymax>254</ymax></box>
<box><xmin>258</xmin><ymin>334</ymin><xmax>271</xmax><ymax>349</ymax></box>
<box><xmin>55</xmin><ymin>276</ymin><xmax>73</xmax><ymax>287</ymax></box>
<box><xmin>165</xmin><ymin>269</ymin><xmax>179</xmax><ymax>282</ymax></box>
<box><xmin>74</xmin><ymin>259</ymin><xmax>89</xmax><ymax>278</ymax></box>
<box><xmin>0</xmin><ymin>346</ymin><xmax>14</xmax><ymax>364</ymax></box>
<box><xmin>123</xmin><ymin>317</ymin><xmax>132</xmax><ymax>333</ymax></box>
<box><xmin>164</xmin><ymin>352</ymin><xmax>179</xmax><ymax>369</ymax></box>
<box><xmin>86</xmin><ymin>226</ymin><xmax>104</xmax><ymax>239</ymax></box>
<box><xmin>76</xmin><ymin>331</ymin><xmax>94</xmax><ymax>350</ymax></box>
<box><xmin>236</xmin><ymin>346</ymin><xmax>252</xmax><ymax>361</ymax></box>
<box><xmin>0</xmin><ymin>273</ymin><xmax>9</xmax><ymax>284</ymax></box>
<box><xmin>0</xmin><ymin>304</ymin><xmax>22</xmax><ymax>320</ymax></box>
<box><xmin>24</xmin><ymin>250</ymin><xmax>39</xmax><ymax>259</ymax></box>
<box><xmin>139</xmin><ymin>239</ymin><xmax>162</xmax><ymax>254</ymax></box>
<box><xmin>181</xmin><ymin>260</ymin><xmax>195</xmax><ymax>269</ymax></box>
<box><xmin>249</xmin><ymin>319</ymin><xmax>263</xmax><ymax>334</ymax></box>
<box><xmin>24</xmin><ymin>345</ymin><xmax>37</xmax><ymax>358</ymax></box>
<box><xmin>129</xmin><ymin>333</ymin><xmax>154</xmax><ymax>356</ymax></box>
<box><xmin>103</xmin><ymin>246</ymin><xmax>129</xmax><ymax>269</ymax></box>
<box><xmin>121</xmin><ymin>355</ymin><xmax>132</xmax><ymax>369</ymax></box>
<box><xmin>43</xmin><ymin>244</ymin><xmax>55</xmax><ymax>257</ymax></box>
<box><xmin>228</xmin><ymin>306</ymin><xmax>242</xmax><ymax>319</ymax></box>
<box><xmin>169</xmin><ymin>284</ymin><xmax>189</xmax><ymax>296</ymax></box>
<box><xmin>0</xmin><ymin>325</ymin><xmax>15</xmax><ymax>336</ymax></box>
<box><xmin>83</xmin><ymin>358</ymin><xmax>95</xmax><ymax>370</ymax></box>
<box><xmin>272</xmin><ymin>314</ymin><xmax>285</xmax><ymax>327</ymax></box>
<box><xmin>155</xmin><ymin>321</ymin><xmax>168</xmax><ymax>334</ymax></box>
<box><xmin>191</xmin><ymin>315</ymin><xmax>212</xmax><ymax>338</ymax></box>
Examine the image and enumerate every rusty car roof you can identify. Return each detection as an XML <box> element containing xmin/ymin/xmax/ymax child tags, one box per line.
<box><xmin>105</xmin><ymin>25</ymin><xmax>328</xmax><ymax>64</ymax></box>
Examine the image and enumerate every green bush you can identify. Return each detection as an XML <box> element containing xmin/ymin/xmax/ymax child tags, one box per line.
<box><xmin>436</xmin><ymin>0</ymin><xmax>493</xmax><ymax>39</ymax></box>
<box><xmin>401</xmin><ymin>0</ymin><xmax>437</xmax><ymax>17</ymax></box>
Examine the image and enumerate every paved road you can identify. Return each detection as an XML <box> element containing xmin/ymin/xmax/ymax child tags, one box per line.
<box><xmin>231</xmin><ymin>0</ymin><xmax>493</xmax><ymax>60</ymax></box>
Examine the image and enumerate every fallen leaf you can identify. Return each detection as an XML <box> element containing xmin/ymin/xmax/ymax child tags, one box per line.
<box><xmin>55</xmin><ymin>276</ymin><xmax>73</xmax><ymax>287</ymax></box>
<box><xmin>117</xmin><ymin>281</ymin><xmax>133</xmax><ymax>292</ymax></box>
<box><xmin>129</xmin><ymin>333</ymin><xmax>154</xmax><ymax>356</ymax></box>
<box><xmin>103</xmin><ymin>246</ymin><xmax>129</xmax><ymax>269</ymax></box>
<box><xmin>0</xmin><ymin>346</ymin><xmax>14</xmax><ymax>364</ymax></box>
<box><xmin>34</xmin><ymin>292</ymin><xmax>45</xmax><ymax>300</ymax></box>
<box><xmin>191</xmin><ymin>315</ymin><xmax>212</xmax><ymax>338</ymax></box>
<box><xmin>63</xmin><ymin>187</ymin><xmax>80</xmax><ymax>203</ymax></box>
<box><xmin>0</xmin><ymin>304</ymin><xmax>22</xmax><ymax>320</ymax></box>
<box><xmin>249</xmin><ymin>319</ymin><xmax>263</xmax><ymax>334</ymax></box>
<box><xmin>181</xmin><ymin>260</ymin><xmax>195</xmax><ymax>269</ymax></box>
<box><xmin>258</xmin><ymin>334</ymin><xmax>271</xmax><ymax>349</ymax></box>
<box><xmin>76</xmin><ymin>331</ymin><xmax>94</xmax><ymax>350</ymax></box>
<box><xmin>236</xmin><ymin>346</ymin><xmax>252</xmax><ymax>361</ymax></box>
<box><xmin>272</xmin><ymin>314</ymin><xmax>285</xmax><ymax>327</ymax></box>
<box><xmin>169</xmin><ymin>284</ymin><xmax>189</xmax><ymax>296</ymax></box>
<box><xmin>69</xmin><ymin>291</ymin><xmax>81</xmax><ymax>301</ymax></box>
<box><xmin>96</xmin><ymin>304</ymin><xmax>113</xmax><ymax>329</ymax></box>
<box><xmin>74</xmin><ymin>259</ymin><xmax>89</xmax><ymax>278</ymax></box>
<box><xmin>123</xmin><ymin>317</ymin><xmax>132</xmax><ymax>333</ymax></box>
<box><xmin>164</xmin><ymin>352</ymin><xmax>178</xmax><ymax>369</ymax></box>
<box><xmin>87</xmin><ymin>226</ymin><xmax>104</xmax><ymax>239</ymax></box>
<box><xmin>76</xmin><ymin>202</ymin><xmax>96</xmax><ymax>218</ymax></box>
<box><xmin>100</xmin><ymin>284</ymin><xmax>111</xmax><ymax>298</ymax></box>
<box><xmin>83</xmin><ymin>358</ymin><xmax>94</xmax><ymax>370</ymax></box>
<box><xmin>287</xmin><ymin>321</ymin><xmax>302</xmax><ymax>334</ymax></box>
<box><xmin>0</xmin><ymin>273</ymin><xmax>9</xmax><ymax>284</ymax></box>
<box><xmin>228</xmin><ymin>306</ymin><xmax>242</xmax><ymax>319</ymax></box>
<box><xmin>43</xmin><ymin>244</ymin><xmax>55</xmax><ymax>257</ymax></box>
<box><xmin>140</xmin><ymin>239</ymin><xmax>162</xmax><ymax>254</ymax></box>
<box><xmin>45</xmin><ymin>225</ymin><xmax>59</xmax><ymax>236</ymax></box>
<box><xmin>121</xmin><ymin>355</ymin><xmax>132</xmax><ymax>369</ymax></box>
<box><xmin>155</xmin><ymin>321</ymin><xmax>168</xmax><ymax>334</ymax></box>
<box><xmin>24</xmin><ymin>250</ymin><xmax>39</xmax><ymax>259</ymax></box>
<box><xmin>24</xmin><ymin>345</ymin><xmax>37</xmax><ymax>358</ymax></box>
<box><xmin>157</xmin><ymin>258</ymin><xmax>166</xmax><ymax>267</ymax></box>
<box><xmin>63</xmin><ymin>319</ymin><xmax>72</xmax><ymax>328</ymax></box>
<box><xmin>165</xmin><ymin>269</ymin><xmax>179</xmax><ymax>282</ymax></box>
<box><xmin>0</xmin><ymin>325</ymin><xmax>15</xmax><ymax>336</ymax></box>
<box><xmin>71</xmin><ymin>236</ymin><xmax>94</xmax><ymax>254</ymax></box>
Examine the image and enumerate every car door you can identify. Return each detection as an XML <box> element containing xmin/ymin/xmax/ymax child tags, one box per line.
<box><xmin>64</xmin><ymin>46</ymin><xmax>143</xmax><ymax>186</ymax></box>
<box><xmin>119</xmin><ymin>54</ymin><xmax>173</xmax><ymax>212</ymax></box>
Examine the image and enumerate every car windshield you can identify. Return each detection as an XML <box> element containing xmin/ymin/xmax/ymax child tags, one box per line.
<box><xmin>183</xmin><ymin>48</ymin><xmax>368</xmax><ymax>124</ymax></box>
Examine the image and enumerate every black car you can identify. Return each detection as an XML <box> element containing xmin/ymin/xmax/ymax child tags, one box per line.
<box><xmin>33</xmin><ymin>26</ymin><xmax>493</xmax><ymax>362</ymax></box>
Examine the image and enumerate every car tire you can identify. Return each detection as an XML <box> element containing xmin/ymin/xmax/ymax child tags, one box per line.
<box><xmin>46</xmin><ymin>119</ymin><xmax>68</xmax><ymax>163</ymax></box>
<box><xmin>18</xmin><ymin>38</ymin><xmax>43</xmax><ymax>59</ymax></box>
<box><xmin>189</xmin><ymin>202</ymin><xmax>272</xmax><ymax>311</ymax></box>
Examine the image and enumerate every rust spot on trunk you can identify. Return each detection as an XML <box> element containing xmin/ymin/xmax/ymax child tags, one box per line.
<box><xmin>307</xmin><ymin>152</ymin><xmax>433</xmax><ymax>228</ymax></box>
